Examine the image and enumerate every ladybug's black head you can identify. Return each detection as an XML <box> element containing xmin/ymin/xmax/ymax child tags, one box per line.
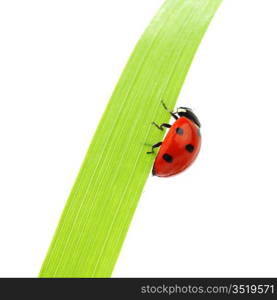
<box><xmin>177</xmin><ymin>107</ymin><xmax>201</xmax><ymax>128</ymax></box>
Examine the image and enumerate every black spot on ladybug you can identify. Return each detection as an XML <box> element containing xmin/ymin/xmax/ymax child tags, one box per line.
<box><xmin>152</xmin><ymin>167</ymin><xmax>156</xmax><ymax>176</ymax></box>
<box><xmin>185</xmin><ymin>144</ymin><xmax>194</xmax><ymax>153</ymax></box>
<box><xmin>162</xmin><ymin>153</ymin><xmax>173</xmax><ymax>163</ymax></box>
<box><xmin>176</xmin><ymin>127</ymin><xmax>184</xmax><ymax>135</ymax></box>
<box><xmin>198</xmin><ymin>128</ymin><xmax>201</xmax><ymax>137</ymax></box>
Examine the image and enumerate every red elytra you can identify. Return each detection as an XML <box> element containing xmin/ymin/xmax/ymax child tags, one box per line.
<box><xmin>148</xmin><ymin>103</ymin><xmax>201</xmax><ymax>177</ymax></box>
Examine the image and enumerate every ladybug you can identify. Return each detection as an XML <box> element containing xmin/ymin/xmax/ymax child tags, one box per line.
<box><xmin>147</xmin><ymin>101</ymin><xmax>201</xmax><ymax>177</ymax></box>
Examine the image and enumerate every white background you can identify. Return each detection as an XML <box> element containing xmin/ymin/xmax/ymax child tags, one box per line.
<box><xmin>0</xmin><ymin>0</ymin><xmax>277</xmax><ymax>277</ymax></box>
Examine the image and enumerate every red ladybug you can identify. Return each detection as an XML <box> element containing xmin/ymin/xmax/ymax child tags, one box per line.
<box><xmin>147</xmin><ymin>101</ymin><xmax>201</xmax><ymax>177</ymax></box>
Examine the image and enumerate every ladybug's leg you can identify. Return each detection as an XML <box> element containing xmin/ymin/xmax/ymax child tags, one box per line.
<box><xmin>152</xmin><ymin>122</ymin><xmax>171</xmax><ymax>131</ymax></box>
<box><xmin>161</xmin><ymin>100</ymin><xmax>178</xmax><ymax>120</ymax></box>
<box><xmin>147</xmin><ymin>142</ymin><xmax>162</xmax><ymax>154</ymax></box>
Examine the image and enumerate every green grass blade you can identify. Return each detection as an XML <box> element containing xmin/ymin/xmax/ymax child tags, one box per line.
<box><xmin>39</xmin><ymin>0</ymin><xmax>222</xmax><ymax>277</ymax></box>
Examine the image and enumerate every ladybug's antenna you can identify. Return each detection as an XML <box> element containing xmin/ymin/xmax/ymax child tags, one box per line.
<box><xmin>161</xmin><ymin>100</ymin><xmax>178</xmax><ymax>120</ymax></box>
<box><xmin>161</xmin><ymin>100</ymin><xmax>169</xmax><ymax>111</ymax></box>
